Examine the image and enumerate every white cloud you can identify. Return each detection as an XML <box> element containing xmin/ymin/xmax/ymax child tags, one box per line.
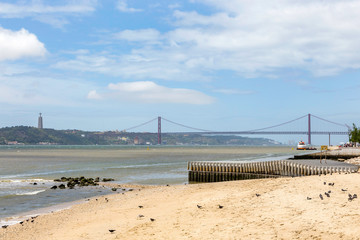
<box><xmin>113</xmin><ymin>29</ymin><xmax>161</xmax><ymax>43</ymax></box>
<box><xmin>116</xmin><ymin>0</ymin><xmax>142</xmax><ymax>13</ymax></box>
<box><xmin>53</xmin><ymin>51</ymin><xmax>209</xmax><ymax>82</ymax></box>
<box><xmin>169</xmin><ymin>3</ymin><xmax>181</xmax><ymax>9</ymax></box>
<box><xmin>55</xmin><ymin>0</ymin><xmax>360</xmax><ymax>80</ymax></box>
<box><xmin>0</xmin><ymin>27</ymin><xmax>46</xmax><ymax>61</ymax></box>
<box><xmin>87</xmin><ymin>90</ymin><xmax>102</xmax><ymax>100</ymax></box>
<box><xmin>0</xmin><ymin>0</ymin><xmax>97</xmax><ymax>27</ymax></box>
<box><xmin>0</xmin><ymin>69</ymin><xmax>98</xmax><ymax>106</ymax></box>
<box><xmin>171</xmin><ymin>0</ymin><xmax>360</xmax><ymax>76</ymax></box>
<box><xmin>0</xmin><ymin>0</ymin><xmax>97</xmax><ymax>16</ymax></box>
<box><xmin>213</xmin><ymin>89</ymin><xmax>255</xmax><ymax>95</ymax></box>
<box><xmin>291</xmin><ymin>80</ymin><xmax>310</xmax><ymax>87</ymax></box>
<box><xmin>88</xmin><ymin>81</ymin><xmax>214</xmax><ymax>104</ymax></box>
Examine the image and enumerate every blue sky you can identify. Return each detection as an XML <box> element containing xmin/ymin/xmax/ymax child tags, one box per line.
<box><xmin>0</xmin><ymin>0</ymin><xmax>359</xmax><ymax>144</ymax></box>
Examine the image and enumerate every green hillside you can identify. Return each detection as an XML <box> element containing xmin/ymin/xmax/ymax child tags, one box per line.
<box><xmin>0</xmin><ymin>126</ymin><xmax>281</xmax><ymax>146</ymax></box>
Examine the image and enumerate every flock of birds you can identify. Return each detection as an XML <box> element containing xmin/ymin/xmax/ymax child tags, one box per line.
<box><xmin>305</xmin><ymin>181</ymin><xmax>358</xmax><ymax>202</ymax></box>
<box><xmin>109</xmin><ymin>203</ymin><xmax>225</xmax><ymax>234</ymax></box>
<box><xmin>105</xmin><ymin>184</ymin><xmax>357</xmax><ymax>235</ymax></box>
<box><xmin>196</xmin><ymin>204</ymin><xmax>224</xmax><ymax>209</ymax></box>
<box><xmin>1</xmin><ymin>179</ymin><xmax>359</xmax><ymax>234</ymax></box>
<box><xmin>1</xmin><ymin>215</ymin><xmax>38</xmax><ymax>229</ymax></box>
<box><xmin>105</xmin><ymin>201</ymin><xmax>160</xmax><ymax>234</ymax></box>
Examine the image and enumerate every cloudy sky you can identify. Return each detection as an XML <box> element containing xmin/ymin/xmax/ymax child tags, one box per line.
<box><xmin>1</xmin><ymin>0</ymin><xmax>359</xmax><ymax>144</ymax></box>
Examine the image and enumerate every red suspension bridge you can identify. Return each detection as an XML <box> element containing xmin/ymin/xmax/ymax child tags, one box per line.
<box><xmin>123</xmin><ymin>114</ymin><xmax>350</xmax><ymax>145</ymax></box>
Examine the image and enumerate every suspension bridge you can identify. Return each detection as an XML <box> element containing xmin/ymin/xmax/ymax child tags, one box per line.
<box><xmin>123</xmin><ymin>113</ymin><xmax>350</xmax><ymax>145</ymax></box>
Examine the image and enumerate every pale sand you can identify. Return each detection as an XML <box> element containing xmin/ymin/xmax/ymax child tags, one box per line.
<box><xmin>1</xmin><ymin>174</ymin><xmax>360</xmax><ymax>240</ymax></box>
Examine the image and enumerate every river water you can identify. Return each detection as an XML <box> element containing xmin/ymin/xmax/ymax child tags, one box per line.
<box><xmin>0</xmin><ymin>145</ymin><xmax>298</xmax><ymax>225</ymax></box>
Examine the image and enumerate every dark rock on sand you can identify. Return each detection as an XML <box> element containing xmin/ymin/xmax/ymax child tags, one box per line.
<box><xmin>53</xmin><ymin>176</ymin><xmax>101</xmax><ymax>190</ymax></box>
<box><xmin>102</xmin><ymin>178</ymin><xmax>115</xmax><ymax>182</ymax></box>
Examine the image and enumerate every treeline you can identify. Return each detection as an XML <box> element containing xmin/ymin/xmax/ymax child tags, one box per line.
<box><xmin>349</xmin><ymin>123</ymin><xmax>360</xmax><ymax>143</ymax></box>
<box><xmin>0</xmin><ymin>126</ymin><xmax>92</xmax><ymax>145</ymax></box>
<box><xmin>0</xmin><ymin>126</ymin><xmax>280</xmax><ymax>146</ymax></box>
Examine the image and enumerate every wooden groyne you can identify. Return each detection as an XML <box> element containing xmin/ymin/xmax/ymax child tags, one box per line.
<box><xmin>187</xmin><ymin>160</ymin><xmax>359</xmax><ymax>183</ymax></box>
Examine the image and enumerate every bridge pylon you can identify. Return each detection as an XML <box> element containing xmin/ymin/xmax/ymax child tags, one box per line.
<box><xmin>158</xmin><ymin>116</ymin><xmax>161</xmax><ymax>144</ymax></box>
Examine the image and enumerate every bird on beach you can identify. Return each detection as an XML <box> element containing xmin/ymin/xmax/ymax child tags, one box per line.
<box><xmin>342</xmin><ymin>189</ymin><xmax>348</xmax><ymax>192</ymax></box>
<box><xmin>218</xmin><ymin>205</ymin><xmax>224</xmax><ymax>209</ymax></box>
<box><xmin>323</xmin><ymin>182</ymin><xmax>326</xmax><ymax>185</ymax></box>
<box><xmin>328</xmin><ymin>190</ymin><xmax>331</xmax><ymax>194</ymax></box>
<box><xmin>138</xmin><ymin>205</ymin><xmax>143</xmax><ymax>208</ymax></box>
<box><xmin>307</xmin><ymin>197</ymin><xmax>312</xmax><ymax>200</ymax></box>
<box><xmin>255</xmin><ymin>193</ymin><xmax>261</xmax><ymax>197</ymax></box>
<box><xmin>353</xmin><ymin>194</ymin><xmax>357</xmax><ymax>198</ymax></box>
<box><xmin>325</xmin><ymin>192</ymin><xmax>330</xmax><ymax>198</ymax></box>
<box><xmin>150</xmin><ymin>218</ymin><xmax>155</xmax><ymax>222</ymax></box>
<box><xmin>109</xmin><ymin>229</ymin><xmax>116</xmax><ymax>233</ymax></box>
<box><xmin>319</xmin><ymin>194</ymin><xmax>323</xmax><ymax>200</ymax></box>
<box><xmin>197</xmin><ymin>205</ymin><xmax>203</xmax><ymax>209</ymax></box>
<box><xmin>2</xmin><ymin>225</ymin><xmax>8</xmax><ymax>229</ymax></box>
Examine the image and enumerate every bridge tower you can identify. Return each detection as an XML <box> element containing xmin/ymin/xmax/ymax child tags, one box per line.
<box><xmin>158</xmin><ymin>116</ymin><xmax>161</xmax><ymax>144</ymax></box>
<box><xmin>308</xmin><ymin>113</ymin><xmax>311</xmax><ymax>145</ymax></box>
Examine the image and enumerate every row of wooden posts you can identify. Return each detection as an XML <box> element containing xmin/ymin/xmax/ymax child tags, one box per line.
<box><xmin>187</xmin><ymin>160</ymin><xmax>358</xmax><ymax>182</ymax></box>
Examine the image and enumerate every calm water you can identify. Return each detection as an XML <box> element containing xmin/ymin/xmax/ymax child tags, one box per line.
<box><xmin>0</xmin><ymin>145</ymin><xmax>297</xmax><ymax>224</ymax></box>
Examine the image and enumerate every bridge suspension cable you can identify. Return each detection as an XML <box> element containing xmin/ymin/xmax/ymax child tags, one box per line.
<box><xmin>311</xmin><ymin>114</ymin><xmax>350</xmax><ymax>129</ymax></box>
<box><xmin>161</xmin><ymin>117</ymin><xmax>213</xmax><ymax>132</ymax></box>
<box><xmin>246</xmin><ymin>114</ymin><xmax>309</xmax><ymax>132</ymax></box>
<box><xmin>123</xmin><ymin>117</ymin><xmax>158</xmax><ymax>132</ymax></box>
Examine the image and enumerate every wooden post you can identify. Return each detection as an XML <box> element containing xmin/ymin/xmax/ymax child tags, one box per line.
<box><xmin>296</xmin><ymin>164</ymin><xmax>300</xmax><ymax>176</ymax></box>
<box><xmin>280</xmin><ymin>161</ymin><xmax>284</xmax><ymax>176</ymax></box>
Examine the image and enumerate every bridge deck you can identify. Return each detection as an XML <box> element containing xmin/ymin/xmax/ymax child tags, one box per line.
<box><xmin>188</xmin><ymin>159</ymin><xmax>359</xmax><ymax>183</ymax></box>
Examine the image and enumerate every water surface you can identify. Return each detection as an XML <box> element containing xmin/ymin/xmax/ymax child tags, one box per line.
<box><xmin>0</xmin><ymin>145</ymin><xmax>297</xmax><ymax>223</ymax></box>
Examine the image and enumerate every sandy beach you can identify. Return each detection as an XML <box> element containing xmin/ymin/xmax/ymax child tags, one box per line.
<box><xmin>1</xmin><ymin>172</ymin><xmax>360</xmax><ymax>240</ymax></box>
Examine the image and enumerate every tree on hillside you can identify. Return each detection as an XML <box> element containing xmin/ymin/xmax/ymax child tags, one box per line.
<box><xmin>349</xmin><ymin>123</ymin><xmax>360</xmax><ymax>143</ymax></box>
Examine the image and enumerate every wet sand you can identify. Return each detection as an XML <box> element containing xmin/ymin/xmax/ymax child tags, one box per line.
<box><xmin>1</xmin><ymin>173</ymin><xmax>360</xmax><ymax>240</ymax></box>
